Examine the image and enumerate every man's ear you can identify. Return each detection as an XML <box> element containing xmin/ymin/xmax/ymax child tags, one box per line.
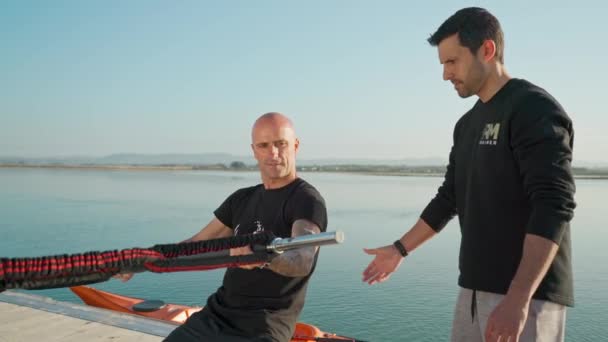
<box><xmin>481</xmin><ymin>39</ymin><xmax>497</xmax><ymax>62</ymax></box>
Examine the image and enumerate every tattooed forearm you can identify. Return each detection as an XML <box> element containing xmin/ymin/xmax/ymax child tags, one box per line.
<box><xmin>267</xmin><ymin>246</ymin><xmax>317</xmax><ymax>277</ymax></box>
<box><xmin>266</xmin><ymin>219</ymin><xmax>321</xmax><ymax>277</ymax></box>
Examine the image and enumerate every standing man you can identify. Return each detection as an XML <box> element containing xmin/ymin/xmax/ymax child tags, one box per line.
<box><xmin>362</xmin><ymin>7</ymin><xmax>575</xmax><ymax>342</ymax></box>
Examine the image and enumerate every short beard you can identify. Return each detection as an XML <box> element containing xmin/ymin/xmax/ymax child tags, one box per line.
<box><xmin>459</xmin><ymin>59</ymin><xmax>487</xmax><ymax>98</ymax></box>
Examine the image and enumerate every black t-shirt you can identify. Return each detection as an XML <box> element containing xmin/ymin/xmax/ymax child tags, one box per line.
<box><xmin>421</xmin><ymin>78</ymin><xmax>576</xmax><ymax>306</ymax></box>
<box><xmin>206</xmin><ymin>178</ymin><xmax>327</xmax><ymax>341</ymax></box>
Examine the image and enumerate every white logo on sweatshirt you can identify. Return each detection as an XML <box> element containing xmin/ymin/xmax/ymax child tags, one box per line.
<box><xmin>479</xmin><ymin>123</ymin><xmax>501</xmax><ymax>145</ymax></box>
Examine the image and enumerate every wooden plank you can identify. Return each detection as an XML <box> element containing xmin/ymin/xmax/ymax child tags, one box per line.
<box><xmin>0</xmin><ymin>291</ymin><xmax>175</xmax><ymax>341</ymax></box>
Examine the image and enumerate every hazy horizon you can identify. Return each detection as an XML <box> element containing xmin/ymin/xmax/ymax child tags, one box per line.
<box><xmin>2</xmin><ymin>152</ymin><xmax>608</xmax><ymax>168</ymax></box>
<box><xmin>1</xmin><ymin>152</ymin><xmax>446</xmax><ymax>161</ymax></box>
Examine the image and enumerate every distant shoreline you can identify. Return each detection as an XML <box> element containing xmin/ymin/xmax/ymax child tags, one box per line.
<box><xmin>2</xmin><ymin>163</ymin><xmax>607</xmax><ymax>179</ymax></box>
<box><xmin>0</xmin><ymin>163</ymin><xmax>197</xmax><ymax>171</ymax></box>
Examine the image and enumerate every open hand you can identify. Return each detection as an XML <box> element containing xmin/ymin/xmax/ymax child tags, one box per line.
<box><xmin>362</xmin><ymin>244</ymin><xmax>404</xmax><ymax>285</ymax></box>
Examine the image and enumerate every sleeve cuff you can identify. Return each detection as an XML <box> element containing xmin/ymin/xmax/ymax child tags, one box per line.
<box><xmin>213</xmin><ymin>211</ymin><xmax>232</xmax><ymax>229</ymax></box>
<box><xmin>526</xmin><ymin>209</ymin><xmax>570</xmax><ymax>244</ymax></box>
<box><xmin>420</xmin><ymin>199</ymin><xmax>456</xmax><ymax>233</ymax></box>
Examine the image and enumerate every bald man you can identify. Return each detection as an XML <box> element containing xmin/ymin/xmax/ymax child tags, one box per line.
<box><xmin>163</xmin><ymin>113</ymin><xmax>328</xmax><ymax>342</ymax></box>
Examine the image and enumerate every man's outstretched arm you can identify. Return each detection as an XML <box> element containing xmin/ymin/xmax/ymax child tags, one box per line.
<box><xmin>115</xmin><ymin>218</ymin><xmax>232</xmax><ymax>282</ymax></box>
<box><xmin>181</xmin><ymin>217</ymin><xmax>233</xmax><ymax>243</ymax></box>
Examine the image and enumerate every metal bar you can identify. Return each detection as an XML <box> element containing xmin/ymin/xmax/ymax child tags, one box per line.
<box><xmin>267</xmin><ymin>231</ymin><xmax>344</xmax><ymax>253</ymax></box>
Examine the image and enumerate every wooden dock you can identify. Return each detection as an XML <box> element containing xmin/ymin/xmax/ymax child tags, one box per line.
<box><xmin>0</xmin><ymin>290</ymin><xmax>176</xmax><ymax>341</ymax></box>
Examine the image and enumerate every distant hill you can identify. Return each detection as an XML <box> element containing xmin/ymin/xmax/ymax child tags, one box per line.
<box><xmin>0</xmin><ymin>153</ymin><xmax>255</xmax><ymax>166</ymax></box>
<box><xmin>299</xmin><ymin>157</ymin><xmax>447</xmax><ymax>167</ymax></box>
<box><xmin>95</xmin><ymin>153</ymin><xmax>256</xmax><ymax>166</ymax></box>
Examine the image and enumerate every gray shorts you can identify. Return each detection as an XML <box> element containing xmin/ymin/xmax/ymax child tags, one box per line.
<box><xmin>451</xmin><ymin>287</ymin><xmax>566</xmax><ymax>342</ymax></box>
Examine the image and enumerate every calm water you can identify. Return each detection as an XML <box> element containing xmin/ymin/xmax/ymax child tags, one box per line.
<box><xmin>0</xmin><ymin>168</ymin><xmax>606</xmax><ymax>341</ymax></box>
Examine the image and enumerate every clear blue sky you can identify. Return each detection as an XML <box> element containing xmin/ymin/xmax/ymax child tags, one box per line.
<box><xmin>1</xmin><ymin>0</ymin><xmax>605</xmax><ymax>164</ymax></box>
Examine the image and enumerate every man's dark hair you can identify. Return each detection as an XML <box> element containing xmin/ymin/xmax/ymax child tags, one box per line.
<box><xmin>428</xmin><ymin>7</ymin><xmax>504</xmax><ymax>63</ymax></box>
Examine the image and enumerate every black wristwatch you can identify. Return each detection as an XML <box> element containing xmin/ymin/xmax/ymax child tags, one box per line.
<box><xmin>393</xmin><ymin>240</ymin><xmax>408</xmax><ymax>257</ymax></box>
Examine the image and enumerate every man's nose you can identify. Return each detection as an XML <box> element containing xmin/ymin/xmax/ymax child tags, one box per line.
<box><xmin>443</xmin><ymin>66</ymin><xmax>451</xmax><ymax>81</ymax></box>
<box><xmin>270</xmin><ymin>145</ymin><xmax>279</xmax><ymax>156</ymax></box>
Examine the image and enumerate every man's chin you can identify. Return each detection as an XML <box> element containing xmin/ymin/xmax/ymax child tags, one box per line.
<box><xmin>457</xmin><ymin>90</ymin><xmax>474</xmax><ymax>98</ymax></box>
<box><xmin>263</xmin><ymin>168</ymin><xmax>286</xmax><ymax>178</ymax></box>
<box><xmin>266</xmin><ymin>169</ymin><xmax>296</xmax><ymax>180</ymax></box>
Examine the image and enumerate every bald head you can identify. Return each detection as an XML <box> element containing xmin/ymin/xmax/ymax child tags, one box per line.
<box><xmin>250</xmin><ymin>112</ymin><xmax>300</xmax><ymax>188</ymax></box>
<box><xmin>251</xmin><ymin>112</ymin><xmax>295</xmax><ymax>141</ymax></box>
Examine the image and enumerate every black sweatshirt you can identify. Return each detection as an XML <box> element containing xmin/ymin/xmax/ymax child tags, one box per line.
<box><xmin>421</xmin><ymin>78</ymin><xmax>576</xmax><ymax>306</ymax></box>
